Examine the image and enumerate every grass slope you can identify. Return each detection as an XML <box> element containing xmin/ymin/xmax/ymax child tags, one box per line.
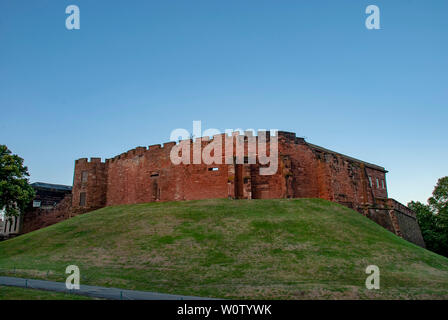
<box><xmin>1</xmin><ymin>198</ymin><xmax>448</xmax><ymax>299</ymax></box>
<box><xmin>0</xmin><ymin>286</ymin><xmax>93</xmax><ymax>300</ymax></box>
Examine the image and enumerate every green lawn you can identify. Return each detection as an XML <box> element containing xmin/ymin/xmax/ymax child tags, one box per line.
<box><xmin>1</xmin><ymin>198</ymin><xmax>447</xmax><ymax>299</ymax></box>
<box><xmin>0</xmin><ymin>285</ymin><xmax>93</xmax><ymax>300</ymax></box>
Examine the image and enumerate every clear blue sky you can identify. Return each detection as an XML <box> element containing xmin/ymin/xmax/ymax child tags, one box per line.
<box><xmin>1</xmin><ymin>0</ymin><xmax>447</xmax><ymax>205</ymax></box>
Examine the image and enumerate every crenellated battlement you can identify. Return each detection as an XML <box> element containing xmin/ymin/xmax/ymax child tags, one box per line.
<box><xmin>75</xmin><ymin>158</ymin><xmax>88</xmax><ymax>164</ymax></box>
<box><xmin>75</xmin><ymin>157</ymin><xmax>106</xmax><ymax>164</ymax></box>
<box><xmin>104</xmin><ymin>141</ymin><xmax>183</xmax><ymax>164</ymax></box>
<box><xmin>75</xmin><ymin>131</ymin><xmax>310</xmax><ymax>168</ymax></box>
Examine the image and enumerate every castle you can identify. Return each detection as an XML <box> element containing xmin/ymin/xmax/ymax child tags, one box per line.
<box><xmin>71</xmin><ymin>131</ymin><xmax>425</xmax><ymax>247</ymax></box>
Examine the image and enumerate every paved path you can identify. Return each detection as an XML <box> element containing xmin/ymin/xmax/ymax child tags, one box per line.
<box><xmin>0</xmin><ymin>276</ymin><xmax>213</xmax><ymax>300</ymax></box>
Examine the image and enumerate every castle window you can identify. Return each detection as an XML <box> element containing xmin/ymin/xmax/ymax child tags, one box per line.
<box><xmin>79</xmin><ymin>192</ymin><xmax>86</xmax><ymax>207</ymax></box>
<box><xmin>382</xmin><ymin>180</ymin><xmax>385</xmax><ymax>189</ymax></box>
<box><xmin>81</xmin><ymin>171</ymin><xmax>88</xmax><ymax>183</ymax></box>
<box><xmin>376</xmin><ymin>178</ymin><xmax>379</xmax><ymax>188</ymax></box>
<box><xmin>208</xmin><ymin>167</ymin><xmax>219</xmax><ymax>172</ymax></box>
<box><xmin>150</xmin><ymin>172</ymin><xmax>159</xmax><ymax>177</ymax></box>
<box><xmin>368</xmin><ymin>176</ymin><xmax>372</xmax><ymax>187</ymax></box>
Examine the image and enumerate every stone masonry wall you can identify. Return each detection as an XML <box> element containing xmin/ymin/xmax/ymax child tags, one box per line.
<box><xmin>72</xmin><ymin>131</ymin><xmax>389</xmax><ymax>210</ymax></box>
<box><xmin>277</xmin><ymin>132</ymin><xmax>388</xmax><ymax>211</ymax></box>
<box><xmin>387</xmin><ymin>199</ymin><xmax>426</xmax><ymax>247</ymax></box>
<box><xmin>20</xmin><ymin>194</ymin><xmax>85</xmax><ymax>234</ymax></box>
<box><xmin>73</xmin><ymin>158</ymin><xmax>107</xmax><ymax>212</ymax></box>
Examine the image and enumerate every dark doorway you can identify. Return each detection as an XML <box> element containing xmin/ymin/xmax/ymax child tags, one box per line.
<box><xmin>79</xmin><ymin>192</ymin><xmax>86</xmax><ymax>206</ymax></box>
<box><xmin>234</xmin><ymin>164</ymin><xmax>244</xmax><ymax>199</ymax></box>
<box><xmin>151</xmin><ymin>179</ymin><xmax>160</xmax><ymax>201</ymax></box>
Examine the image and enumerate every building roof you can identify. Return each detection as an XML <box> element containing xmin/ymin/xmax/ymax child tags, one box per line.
<box><xmin>31</xmin><ymin>182</ymin><xmax>72</xmax><ymax>192</ymax></box>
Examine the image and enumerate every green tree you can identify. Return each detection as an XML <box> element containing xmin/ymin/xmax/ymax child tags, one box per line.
<box><xmin>0</xmin><ymin>145</ymin><xmax>35</xmax><ymax>220</ymax></box>
<box><xmin>409</xmin><ymin>176</ymin><xmax>448</xmax><ymax>257</ymax></box>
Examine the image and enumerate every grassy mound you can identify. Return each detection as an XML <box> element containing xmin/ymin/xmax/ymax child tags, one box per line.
<box><xmin>1</xmin><ymin>198</ymin><xmax>447</xmax><ymax>299</ymax></box>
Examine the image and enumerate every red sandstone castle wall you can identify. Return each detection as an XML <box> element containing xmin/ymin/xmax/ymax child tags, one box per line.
<box><xmin>71</xmin><ymin>131</ymin><xmax>289</xmax><ymax>210</ymax></box>
<box><xmin>105</xmin><ymin>142</ymin><xmax>230</xmax><ymax>205</ymax></box>
<box><xmin>277</xmin><ymin>133</ymin><xmax>387</xmax><ymax>210</ymax></box>
<box><xmin>71</xmin><ymin>131</ymin><xmax>387</xmax><ymax>212</ymax></box>
<box><xmin>73</xmin><ymin>158</ymin><xmax>107</xmax><ymax>211</ymax></box>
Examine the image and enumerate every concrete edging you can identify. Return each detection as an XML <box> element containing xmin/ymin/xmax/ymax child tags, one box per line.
<box><xmin>0</xmin><ymin>276</ymin><xmax>214</xmax><ymax>300</ymax></box>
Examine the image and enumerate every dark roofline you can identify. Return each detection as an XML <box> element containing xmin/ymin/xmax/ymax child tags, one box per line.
<box><xmin>31</xmin><ymin>182</ymin><xmax>72</xmax><ymax>191</ymax></box>
<box><xmin>306</xmin><ymin>143</ymin><xmax>388</xmax><ymax>173</ymax></box>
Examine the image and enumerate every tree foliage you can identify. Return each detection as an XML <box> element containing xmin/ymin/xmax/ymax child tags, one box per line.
<box><xmin>409</xmin><ymin>176</ymin><xmax>448</xmax><ymax>257</ymax></box>
<box><xmin>0</xmin><ymin>145</ymin><xmax>35</xmax><ymax>219</ymax></box>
